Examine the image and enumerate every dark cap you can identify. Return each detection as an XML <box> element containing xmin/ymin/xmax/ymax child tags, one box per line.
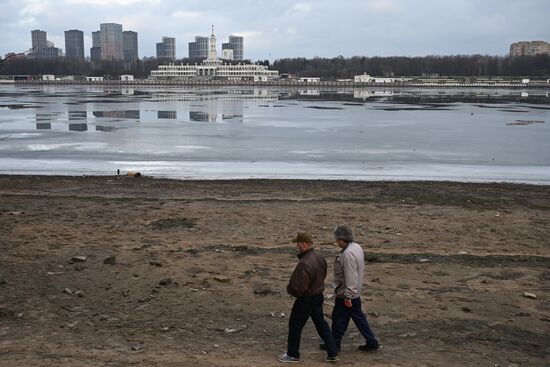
<box><xmin>291</xmin><ymin>232</ymin><xmax>313</xmax><ymax>244</ymax></box>
<box><xmin>333</xmin><ymin>225</ymin><xmax>354</xmax><ymax>242</ymax></box>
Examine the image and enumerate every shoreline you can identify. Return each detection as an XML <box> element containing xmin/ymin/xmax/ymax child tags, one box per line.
<box><xmin>1</xmin><ymin>173</ymin><xmax>550</xmax><ymax>187</ymax></box>
<box><xmin>1</xmin><ymin>172</ymin><xmax>549</xmax><ymax>186</ymax></box>
<box><xmin>6</xmin><ymin>80</ymin><xmax>550</xmax><ymax>89</ymax></box>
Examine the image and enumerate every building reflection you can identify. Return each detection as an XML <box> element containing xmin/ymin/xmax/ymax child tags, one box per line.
<box><xmin>69</xmin><ymin>110</ymin><xmax>87</xmax><ymax>120</ymax></box>
<box><xmin>36</xmin><ymin>122</ymin><xmax>51</xmax><ymax>130</ymax></box>
<box><xmin>152</xmin><ymin>88</ymin><xmax>277</xmax><ymax>123</ymax></box>
<box><xmin>35</xmin><ymin>110</ymin><xmax>58</xmax><ymax>130</ymax></box>
<box><xmin>189</xmin><ymin>111</ymin><xmax>217</xmax><ymax>122</ymax></box>
<box><xmin>299</xmin><ymin>90</ymin><xmax>320</xmax><ymax>96</ymax></box>
<box><xmin>69</xmin><ymin>123</ymin><xmax>88</xmax><ymax>132</ymax></box>
<box><xmin>35</xmin><ymin>113</ymin><xmax>54</xmax><ymax>130</ymax></box>
<box><xmin>158</xmin><ymin>111</ymin><xmax>177</xmax><ymax>119</ymax></box>
<box><xmin>93</xmin><ymin>110</ymin><xmax>140</xmax><ymax>119</ymax></box>
<box><xmin>96</xmin><ymin>125</ymin><xmax>118</xmax><ymax>132</ymax></box>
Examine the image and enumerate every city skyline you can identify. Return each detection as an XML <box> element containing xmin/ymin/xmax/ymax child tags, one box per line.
<box><xmin>1</xmin><ymin>0</ymin><xmax>550</xmax><ymax>60</ymax></box>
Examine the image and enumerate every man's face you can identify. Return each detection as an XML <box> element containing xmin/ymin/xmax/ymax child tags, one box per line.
<box><xmin>297</xmin><ymin>242</ymin><xmax>310</xmax><ymax>253</ymax></box>
<box><xmin>335</xmin><ymin>239</ymin><xmax>346</xmax><ymax>248</ymax></box>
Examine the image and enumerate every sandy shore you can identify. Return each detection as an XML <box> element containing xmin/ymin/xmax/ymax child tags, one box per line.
<box><xmin>0</xmin><ymin>175</ymin><xmax>549</xmax><ymax>366</ymax></box>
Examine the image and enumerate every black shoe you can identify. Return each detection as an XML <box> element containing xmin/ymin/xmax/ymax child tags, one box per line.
<box><xmin>319</xmin><ymin>344</ymin><xmax>341</xmax><ymax>353</ymax></box>
<box><xmin>358</xmin><ymin>343</ymin><xmax>380</xmax><ymax>352</ymax></box>
<box><xmin>325</xmin><ymin>355</ymin><xmax>340</xmax><ymax>363</ymax></box>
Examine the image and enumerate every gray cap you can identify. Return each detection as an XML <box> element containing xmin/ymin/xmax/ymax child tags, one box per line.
<box><xmin>333</xmin><ymin>225</ymin><xmax>353</xmax><ymax>242</ymax></box>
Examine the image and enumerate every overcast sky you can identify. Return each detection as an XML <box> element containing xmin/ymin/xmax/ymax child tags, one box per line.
<box><xmin>1</xmin><ymin>0</ymin><xmax>549</xmax><ymax>60</ymax></box>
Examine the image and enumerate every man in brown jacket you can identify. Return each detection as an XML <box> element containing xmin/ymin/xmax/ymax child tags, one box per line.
<box><xmin>279</xmin><ymin>232</ymin><xmax>340</xmax><ymax>363</ymax></box>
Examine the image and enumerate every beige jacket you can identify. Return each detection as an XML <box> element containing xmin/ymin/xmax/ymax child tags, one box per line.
<box><xmin>334</xmin><ymin>242</ymin><xmax>365</xmax><ymax>299</ymax></box>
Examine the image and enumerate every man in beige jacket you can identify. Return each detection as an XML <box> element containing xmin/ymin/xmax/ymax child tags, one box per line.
<box><xmin>326</xmin><ymin>225</ymin><xmax>380</xmax><ymax>352</ymax></box>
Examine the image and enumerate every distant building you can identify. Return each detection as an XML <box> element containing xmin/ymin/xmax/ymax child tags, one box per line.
<box><xmin>100</xmin><ymin>23</ymin><xmax>123</xmax><ymax>60</ymax></box>
<box><xmin>354</xmin><ymin>74</ymin><xmax>372</xmax><ymax>83</ymax></box>
<box><xmin>30</xmin><ymin>30</ymin><xmax>61</xmax><ymax>59</ymax></box>
<box><xmin>222</xmin><ymin>35</ymin><xmax>244</xmax><ymax>60</ymax></box>
<box><xmin>510</xmin><ymin>41</ymin><xmax>550</xmax><ymax>56</ymax></box>
<box><xmin>222</xmin><ymin>48</ymin><xmax>234</xmax><ymax>60</ymax></box>
<box><xmin>299</xmin><ymin>77</ymin><xmax>320</xmax><ymax>83</ymax></box>
<box><xmin>31</xmin><ymin>30</ymin><xmax>47</xmax><ymax>52</ymax></box>
<box><xmin>151</xmin><ymin>27</ymin><xmax>278</xmax><ymax>81</ymax></box>
<box><xmin>65</xmin><ymin>30</ymin><xmax>84</xmax><ymax>59</ymax></box>
<box><xmin>156</xmin><ymin>36</ymin><xmax>176</xmax><ymax>59</ymax></box>
<box><xmin>353</xmin><ymin>73</ymin><xmax>409</xmax><ymax>83</ymax></box>
<box><xmin>90</xmin><ymin>31</ymin><xmax>101</xmax><ymax>62</ymax></box>
<box><xmin>188</xmin><ymin>35</ymin><xmax>209</xmax><ymax>60</ymax></box>
<box><xmin>123</xmin><ymin>31</ymin><xmax>139</xmax><ymax>62</ymax></box>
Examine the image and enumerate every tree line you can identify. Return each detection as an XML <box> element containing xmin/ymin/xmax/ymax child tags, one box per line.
<box><xmin>273</xmin><ymin>55</ymin><xmax>550</xmax><ymax>78</ymax></box>
<box><xmin>0</xmin><ymin>54</ymin><xmax>549</xmax><ymax>78</ymax></box>
<box><xmin>0</xmin><ymin>57</ymin><xmax>251</xmax><ymax>78</ymax></box>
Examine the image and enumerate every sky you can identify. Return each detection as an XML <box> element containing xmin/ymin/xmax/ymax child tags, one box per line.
<box><xmin>1</xmin><ymin>0</ymin><xmax>549</xmax><ymax>61</ymax></box>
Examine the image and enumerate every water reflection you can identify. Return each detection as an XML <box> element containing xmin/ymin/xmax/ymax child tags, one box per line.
<box><xmin>96</xmin><ymin>125</ymin><xmax>119</xmax><ymax>132</ymax></box>
<box><xmin>36</xmin><ymin>122</ymin><xmax>51</xmax><ymax>130</ymax></box>
<box><xmin>69</xmin><ymin>123</ymin><xmax>88</xmax><ymax>132</ymax></box>
<box><xmin>158</xmin><ymin>111</ymin><xmax>177</xmax><ymax>119</ymax></box>
<box><xmin>190</xmin><ymin>111</ymin><xmax>216</xmax><ymax>122</ymax></box>
<box><xmin>93</xmin><ymin>110</ymin><xmax>140</xmax><ymax>119</ymax></box>
<box><xmin>69</xmin><ymin>110</ymin><xmax>87</xmax><ymax>120</ymax></box>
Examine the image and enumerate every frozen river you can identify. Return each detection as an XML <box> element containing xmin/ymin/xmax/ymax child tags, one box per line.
<box><xmin>0</xmin><ymin>85</ymin><xmax>549</xmax><ymax>183</ymax></box>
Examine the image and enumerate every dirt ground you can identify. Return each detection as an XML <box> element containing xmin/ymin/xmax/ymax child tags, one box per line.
<box><xmin>0</xmin><ymin>175</ymin><xmax>549</xmax><ymax>366</ymax></box>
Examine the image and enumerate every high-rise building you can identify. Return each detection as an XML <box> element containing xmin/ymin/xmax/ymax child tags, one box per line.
<box><xmin>156</xmin><ymin>36</ymin><xmax>176</xmax><ymax>59</ymax></box>
<box><xmin>100</xmin><ymin>23</ymin><xmax>123</xmax><ymax>60</ymax></box>
<box><xmin>510</xmin><ymin>41</ymin><xmax>550</xmax><ymax>56</ymax></box>
<box><xmin>222</xmin><ymin>35</ymin><xmax>244</xmax><ymax>60</ymax></box>
<box><xmin>90</xmin><ymin>30</ymin><xmax>101</xmax><ymax>62</ymax></box>
<box><xmin>64</xmin><ymin>30</ymin><xmax>84</xmax><ymax>59</ymax></box>
<box><xmin>30</xmin><ymin>30</ymin><xmax>61</xmax><ymax>58</ymax></box>
<box><xmin>31</xmin><ymin>30</ymin><xmax>47</xmax><ymax>52</ymax></box>
<box><xmin>123</xmin><ymin>30</ymin><xmax>139</xmax><ymax>62</ymax></box>
<box><xmin>188</xmin><ymin>36</ymin><xmax>209</xmax><ymax>60</ymax></box>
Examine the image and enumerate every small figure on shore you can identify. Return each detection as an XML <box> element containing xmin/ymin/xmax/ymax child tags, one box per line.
<box><xmin>321</xmin><ymin>225</ymin><xmax>380</xmax><ymax>353</ymax></box>
<box><xmin>278</xmin><ymin>232</ymin><xmax>340</xmax><ymax>363</ymax></box>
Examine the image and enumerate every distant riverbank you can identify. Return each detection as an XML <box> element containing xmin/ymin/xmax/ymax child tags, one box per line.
<box><xmin>11</xmin><ymin>79</ymin><xmax>550</xmax><ymax>88</ymax></box>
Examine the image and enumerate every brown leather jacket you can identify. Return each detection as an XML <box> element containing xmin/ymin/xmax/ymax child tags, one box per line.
<box><xmin>286</xmin><ymin>248</ymin><xmax>327</xmax><ymax>298</ymax></box>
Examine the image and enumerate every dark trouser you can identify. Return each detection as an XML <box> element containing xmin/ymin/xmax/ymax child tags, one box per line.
<box><xmin>287</xmin><ymin>294</ymin><xmax>339</xmax><ymax>358</ymax></box>
<box><xmin>331</xmin><ymin>297</ymin><xmax>379</xmax><ymax>350</ymax></box>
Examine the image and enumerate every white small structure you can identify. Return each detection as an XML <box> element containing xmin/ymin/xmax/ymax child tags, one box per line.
<box><xmin>222</xmin><ymin>49</ymin><xmax>234</xmax><ymax>60</ymax></box>
<box><xmin>299</xmin><ymin>77</ymin><xmax>320</xmax><ymax>83</ymax></box>
<box><xmin>42</xmin><ymin>74</ymin><xmax>55</xmax><ymax>81</ymax></box>
<box><xmin>354</xmin><ymin>73</ymin><xmax>373</xmax><ymax>83</ymax></box>
<box><xmin>86</xmin><ymin>76</ymin><xmax>104</xmax><ymax>82</ymax></box>
<box><xmin>354</xmin><ymin>73</ymin><xmax>409</xmax><ymax>83</ymax></box>
<box><xmin>522</xmin><ymin>79</ymin><xmax>530</xmax><ymax>84</ymax></box>
<box><xmin>120</xmin><ymin>75</ymin><xmax>134</xmax><ymax>81</ymax></box>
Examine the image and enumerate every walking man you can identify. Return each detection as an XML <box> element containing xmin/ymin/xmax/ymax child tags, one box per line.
<box><xmin>328</xmin><ymin>225</ymin><xmax>380</xmax><ymax>352</ymax></box>
<box><xmin>279</xmin><ymin>232</ymin><xmax>340</xmax><ymax>363</ymax></box>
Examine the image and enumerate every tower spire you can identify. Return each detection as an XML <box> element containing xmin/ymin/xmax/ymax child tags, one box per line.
<box><xmin>208</xmin><ymin>25</ymin><xmax>217</xmax><ymax>60</ymax></box>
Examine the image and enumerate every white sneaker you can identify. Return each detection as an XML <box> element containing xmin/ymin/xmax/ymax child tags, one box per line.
<box><xmin>278</xmin><ymin>353</ymin><xmax>300</xmax><ymax>363</ymax></box>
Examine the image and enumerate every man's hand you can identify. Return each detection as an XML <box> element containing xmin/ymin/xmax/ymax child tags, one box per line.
<box><xmin>344</xmin><ymin>298</ymin><xmax>352</xmax><ymax>308</ymax></box>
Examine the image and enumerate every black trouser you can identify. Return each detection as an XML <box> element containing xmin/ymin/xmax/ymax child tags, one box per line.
<box><xmin>332</xmin><ymin>297</ymin><xmax>379</xmax><ymax>350</ymax></box>
<box><xmin>287</xmin><ymin>294</ymin><xmax>339</xmax><ymax>358</ymax></box>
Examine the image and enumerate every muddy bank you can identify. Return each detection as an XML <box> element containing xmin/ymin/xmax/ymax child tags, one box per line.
<box><xmin>0</xmin><ymin>175</ymin><xmax>549</xmax><ymax>366</ymax></box>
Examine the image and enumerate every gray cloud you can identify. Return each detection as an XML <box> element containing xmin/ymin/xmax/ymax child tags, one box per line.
<box><xmin>1</xmin><ymin>0</ymin><xmax>549</xmax><ymax>60</ymax></box>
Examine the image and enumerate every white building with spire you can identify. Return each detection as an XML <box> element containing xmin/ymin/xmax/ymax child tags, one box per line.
<box><xmin>150</xmin><ymin>26</ymin><xmax>278</xmax><ymax>81</ymax></box>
